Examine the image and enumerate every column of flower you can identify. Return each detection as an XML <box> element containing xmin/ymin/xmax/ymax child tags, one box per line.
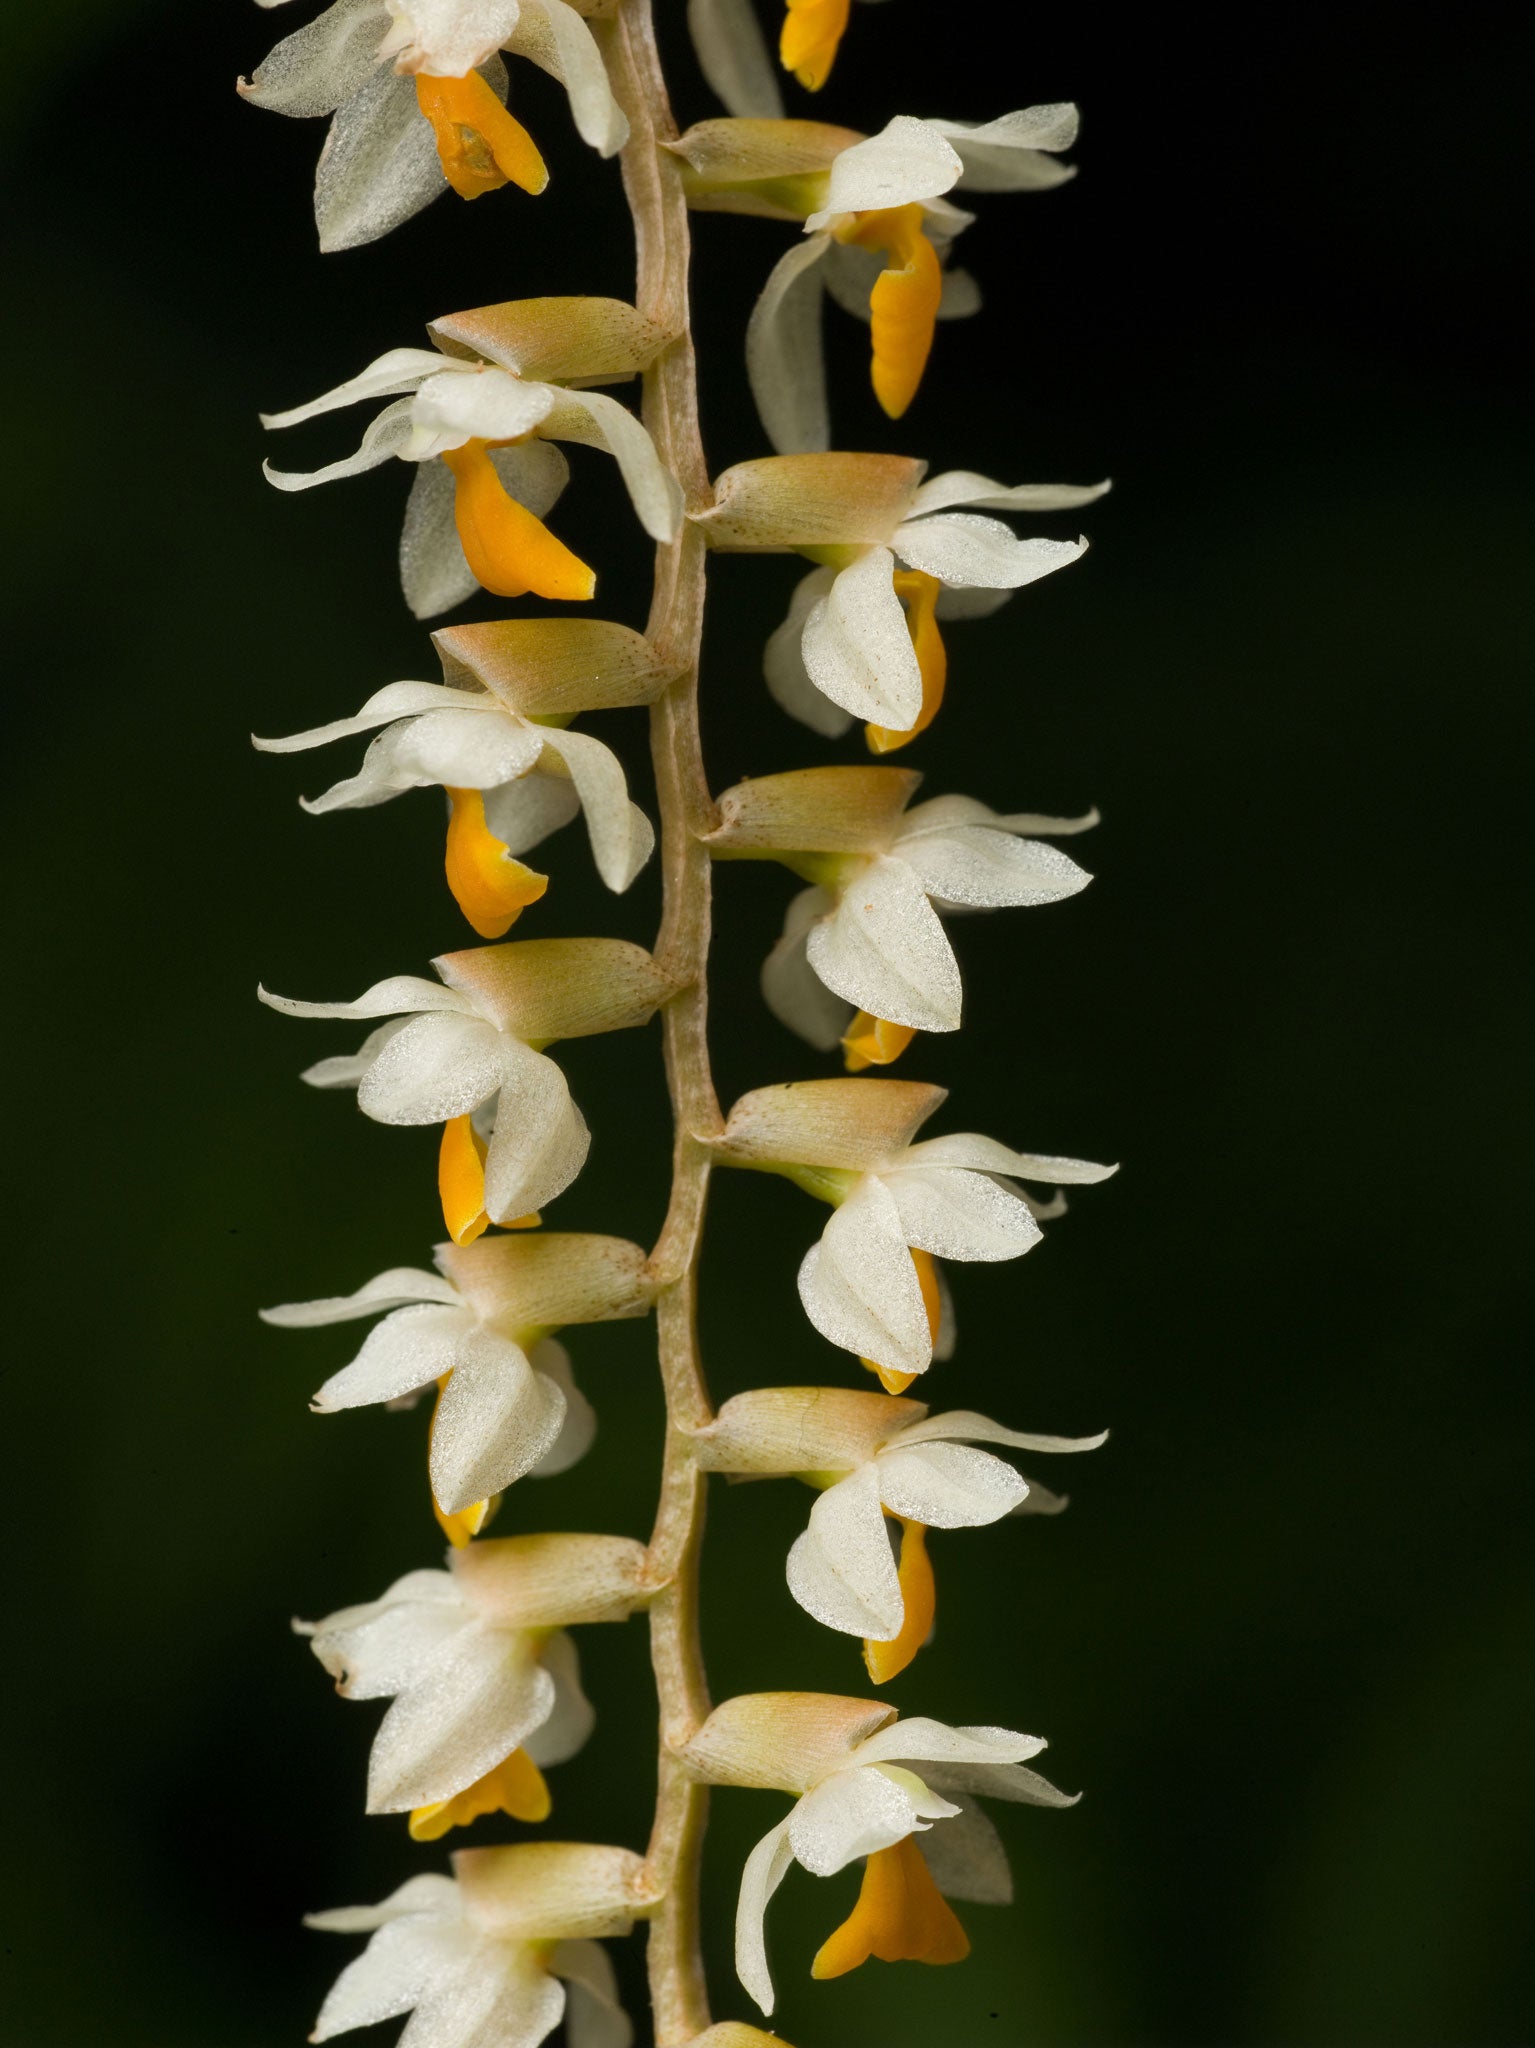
<box><xmin>244</xmin><ymin>1</ymin><xmax>1112</xmax><ymax>2043</ymax></box>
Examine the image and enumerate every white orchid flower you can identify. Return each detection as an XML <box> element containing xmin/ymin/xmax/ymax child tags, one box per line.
<box><xmin>307</xmin><ymin>1842</ymin><xmax>651</xmax><ymax>2046</ymax></box>
<box><xmin>300</xmin><ymin>1534</ymin><xmax>650</xmax><ymax>1835</ymax></box>
<box><xmin>261</xmin><ymin>296</ymin><xmax>681</xmax><ymax>618</ymax></box>
<box><xmin>712</xmin><ymin>1078</ymin><xmax>1116</xmax><ymax>1388</ymax></box>
<box><xmin>695</xmin><ymin>452</ymin><xmax>1106</xmax><ymax>747</ymax></box>
<box><xmin>671</xmin><ymin>108</ymin><xmax>1077</xmax><ymax>446</ymax></box>
<box><xmin>706</xmin><ymin>764</ymin><xmax>1095</xmax><ymax>1063</ymax></box>
<box><xmin>691</xmin><ymin>1385</ymin><xmax>1106</xmax><ymax>1680</ymax></box>
<box><xmin>681</xmin><ymin>1694</ymin><xmax>1075</xmax><ymax>2015</ymax></box>
<box><xmin>263</xmin><ymin>1228</ymin><xmax>652</xmax><ymax>1537</ymax></box>
<box><xmin>259</xmin><ymin>937</ymin><xmax>675</xmax><ymax>1243</ymax></box>
<box><xmin>255</xmin><ymin>614</ymin><xmax>677</xmax><ymax>936</ymax></box>
<box><xmin>240</xmin><ymin>0</ymin><xmax>629</xmax><ymax>252</ymax></box>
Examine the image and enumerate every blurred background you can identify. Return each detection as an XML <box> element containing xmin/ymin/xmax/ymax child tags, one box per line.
<box><xmin>3</xmin><ymin>2</ymin><xmax>1531</xmax><ymax>2042</ymax></box>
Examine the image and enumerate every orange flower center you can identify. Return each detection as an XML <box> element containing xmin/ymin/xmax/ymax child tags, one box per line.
<box><xmin>414</xmin><ymin>72</ymin><xmax>548</xmax><ymax>200</ymax></box>
<box><xmin>409</xmin><ymin>1746</ymin><xmax>552</xmax><ymax>1839</ymax></box>
<box><xmin>863</xmin><ymin>1518</ymin><xmax>936</xmax><ymax>1683</ymax></box>
<box><xmin>441</xmin><ymin>439</ymin><xmax>596</xmax><ymax>602</ymax></box>
<box><xmin>812</xmin><ymin>1833</ymin><xmax>970</xmax><ymax>1978</ymax></box>
<box><xmin>444</xmin><ymin>786</ymin><xmax>548</xmax><ymax>939</ymax></box>
<box><xmin>779</xmin><ymin>0</ymin><xmax>852</xmax><ymax>90</ymax></box>
<box><xmin>868</xmin><ymin>568</ymin><xmax>947</xmax><ymax>752</ymax></box>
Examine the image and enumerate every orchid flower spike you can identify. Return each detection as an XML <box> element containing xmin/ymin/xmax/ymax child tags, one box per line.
<box><xmin>299</xmin><ymin>1535</ymin><xmax>651</xmax><ymax>1836</ymax></box>
<box><xmin>706</xmin><ymin>765</ymin><xmax>1096</xmax><ymax>1066</ymax></box>
<box><xmin>682</xmin><ymin>1693</ymin><xmax>1075</xmax><ymax>2014</ymax></box>
<box><xmin>263</xmin><ymin>1229</ymin><xmax>652</xmax><ymax>1541</ymax></box>
<box><xmin>691</xmin><ymin>1386</ymin><xmax>1106</xmax><ymax>1680</ymax></box>
<box><xmin>255</xmin><ymin>618</ymin><xmax>679</xmax><ymax>937</ymax></box>
<box><xmin>711</xmin><ymin>1078</ymin><xmax>1116</xmax><ymax>1389</ymax></box>
<box><xmin>307</xmin><ymin>1842</ymin><xmax>652</xmax><ymax>2046</ymax></box>
<box><xmin>240</xmin><ymin>0</ymin><xmax>629</xmax><ymax>251</ymax></box>
<box><xmin>261</xmin><ymin>296</ymin><xmax>682</xmax><ymax>616</ymax></box>
<box><xmin>669</xmin><ymin>108</ymin><xmax>1078</xmax><ymax>445</ymax></box>
<box><xmin>259</xmin><ymin>937</ymin><xmax>676</xmax><ymax>1242</ymax></box>
<box><xmin>694</xmin><ymin>453</ymin><xmax>1106</xmax><ymax>747</ymax></box>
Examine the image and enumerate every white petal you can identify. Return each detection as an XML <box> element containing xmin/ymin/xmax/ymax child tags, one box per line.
<box><xmin>404</xmin><ymin>1946</ymin><xmax>565</xmax><ymax>2048</ymax></box>
<box><xmin>761</xmin><ymin>886</ymin><xmax>851</xmax><ymax>1051</ymax></box>
<box><xmin>850</xmin><ymin>1717</ymin><xmax>1047</xmax><ymax>1772</ymax></box>
<box><xmin>262</xmin><ymin>394</ymin><xmax>415</xmax><ymax>491</ymax></box>
<box><xmin>915</xmin><ymin>1795</ymin><xmax>1012</xmax><ymax>1904</ymax></box>
<box><xmin>315</xmin><ymin>1302</ymin><xmax>477</xmax><ymax>1411</ymax></box>
<box><xmin>368</xmin><ymin>1628</ymin><xmax>555</xmax><ymax>1810</ymax></box>
<box><xmin>686</xmin><ymin>0</ymin><xmax>784</xmax><ymax>118</ymax></box>
<box><xmin>400</xmin><ymin>458</ymin><xmax>477</xmax><ymax>619</ymax></box>
<box><xmin>785</xmin><ymin>1463</ymin><xmax>902</xmax><ymax>1638</ymax></box>
<box><xmin>379</xmin><ymin>0</ymin><xmax>523</xmax><ymax>76</ymax></box>
<box><xmin>885</xmin><ymin>1410</ymin><xmax>1108</xmax><ymax>1457</ymax></box>
<box><xmin>804</xmin><ymin>116</ymin><xmax>962</xmax><ymax>232</ymax></box>
<box><xmin>259</xmin><ymin>974</ymin><xmax>476</xmax><ymax>1022</ymax></box>
<box><xmin>483</xmin><ymin>769</ymin><xmax>584</xmax><ymax>855</ymax></box>
<box><xmin>260</xmin><ymin>348</ymin><xmax>453</xmax><ymax>431</ymax></box>
<box><xmin>900</xmin><ymin>1135</ymin><xmax>1118</xmax><ymax>1184</ymax></box>
<box><xmin>802</xmin><ymin>547</ymin><xmax>922</xmax><ymax>728</ymax></box>
<box><xmin>508</xmin><ymin>0</ymin><xmax>629</xmax><ymax>155</ymax></box>
<box><xmin>541</xmin><ymin>728</ymin><xmax>654</xmax><ymax>892</ymax></box>
<box><xmin>310</xmin><ymin>1914</ymin><xmax>478</xmax><ymax>2042</ymax></box>
<box><xmin>879</xmin><ymin>1163</ymin><xmax>1042</xmax><ymax>1261</ymax></box>
<box><xmin>746</xmin><ymin>235</ymin><xmax>831</xmax><ymax>456</ymax></box>
<box><xmin>797</xmin><ymin>1175</ymin><xmax>933</xmax><ymax>1377</ymax></box>
<box><xmin>933</xmin><ymin>582</ymin><xmax>1013</xmax><ymax>621</ymax></box>
<box><xmin>896</xmin><ymin>827</ymin><xmax>1090</xmax><ymax>910</ymax></box>
<box><xmin>735</xmin><ymin>1822</ymin><xmax>794</xmax><ymax>2016</ymax></box>
<box><xmin>551</xmin><ymin>1939</ymin><xmax>631</xmax><ymax>2048</ymax></box>
<box><xmin>787</xmin><ymin>1766</ymin><xmax>927</xmax><ymax>1875</ymax></box>
<box><xmin>874</xmin><ymin>1441</ymin><xmax>1026</xmax><ymax>1527</ymax></box>
<box><xmin>896</xmin><ymin>794</ymin><xmax>1099</xmax><ymax>839</ymax></box>
<box><xmin>908</xmin><ymin>469</ymin><xmax>1110</xmax><ymax>518</ymax></box>
<box><xmin>306</xmin><ymin>1579</ymin><xmax>469</xmax><ymax>1700</ymax></box>
<box><xmin>306</xmin><ymin>1871</ymin><xmax>462</xmax><ymax>1935</ymax></box>
<box><xmin>929</xmin><ymin>105</ymin><xmax>1080</xmax><ymax>192</ymax></box>
<box><xmin>541</xmin><ymin>389</ymin><xmax>683</xmax><ymax>543</ymax></box>
<box><xmin>313</xmin><ymin>60</ymin><xmax>446</xmax><ymax>253</ymax></box>
<box><xmin>254</xmin><ymin>682</ymin><xmax>489</xmax><ymax>756</ymax></box>
<box><xmin>763</xmin><ymin>567</ymin><xmax>853</xmax><ymax>737</ymax></box>
<box><xmin>807</xmin><ymin>857</ymin><xmax>962</xmax><ymax>1032</ymax></box>
<box><xmin>923</xmin><ymin>1757</ymin><xmax>1078</xmax><ymax>1808</ymax></box>
<box><xmin>430</xmin><ymin>1330</ymin><xmax>567</xmax><ymax>1513</ymax></box>
<box><xmin>893</xmin><ymin>513</ymin><xmax>1088</xmax><ymax>590</ymax></box>
<box><xmin>526</xmin><ymin>1338</ymin><xmax>597</xmax><ymax>1478</ymax></box>
<box><xmin>261</xmin><ymin>1266</ymin><xmax>460</xmax><ymax>1326</ymax></box>
<box><xmin>240</xmin><ymin>0</ymin><xmax>385</xmax><ymax>118</ymax></box>
<box><xmin>482</xmin><ymin>1043</ymin><xmax>590</xmax><ymax>1219</ymax></box>
<box><xmin>405</xmin><ymin>369</ymin><xmax>556</xmax><ymax>461</ymax></box>
<box><xmin>360</xmin><ymin>708</ymin><xmax>546</xmax><ymax>792</ymax></box>
<box><xmin>523</xmin><ymin>1629</ymin><xmax>595</xmax><ymax>1767</ymax></box>
<box><xmin>358</xmin><ymin>1012</ymin><xmax>510</xmax><ymax>1125</ymax></box>
<box><xmin>301</xmin><ymin>1017</ymin><xmax>409</xmax><ymax>1089</ymax></box>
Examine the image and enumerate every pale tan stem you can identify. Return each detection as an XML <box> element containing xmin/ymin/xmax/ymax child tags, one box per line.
<box><xmin>604</xmin><ymin>2</ymin><xmax>721</xmax><ymax>2039</ymax></box>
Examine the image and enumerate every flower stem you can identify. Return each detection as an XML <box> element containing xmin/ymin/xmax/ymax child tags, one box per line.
<box><xmin>604</xmin><ymin>3</ymin><xmax>720</xmax><ymax>2038</ymax></box>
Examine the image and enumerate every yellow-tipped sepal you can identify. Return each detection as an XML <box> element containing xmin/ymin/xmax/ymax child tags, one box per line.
<box><xmin>811</xmin><ymin>1834</ymin><xmax>970</xmax><ymax>1977</ymax></box>
<box><xmin>409</xmin><ymin>1748</ymin><xmax>552</xmax><ymax>1839</ymax></box>
<box><xmin>415</xmin><ymin>73</ymin><xmax>549</xmax><ymax>200</ymax></box>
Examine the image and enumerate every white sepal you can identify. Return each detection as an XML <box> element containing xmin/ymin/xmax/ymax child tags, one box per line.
<box><xmin>801</xmin><ymin>546</ymin><xmax>922</xmax><ymax>728</ymax></box>
<box><xmin>804</xmin><ymin>117</ymin><xmax>963</xmax><ymax>232</ymax></box>
<box><xmin>747</xmin><ymin>235</ymin><xmax>832</xmax><ymax>455</ymax></box>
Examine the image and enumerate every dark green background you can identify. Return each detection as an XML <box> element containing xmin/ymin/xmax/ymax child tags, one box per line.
<box><xmin>3</xmin><ymin>3</ymin><xmax>1530</xmax><ymax>2043</ymax></box>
